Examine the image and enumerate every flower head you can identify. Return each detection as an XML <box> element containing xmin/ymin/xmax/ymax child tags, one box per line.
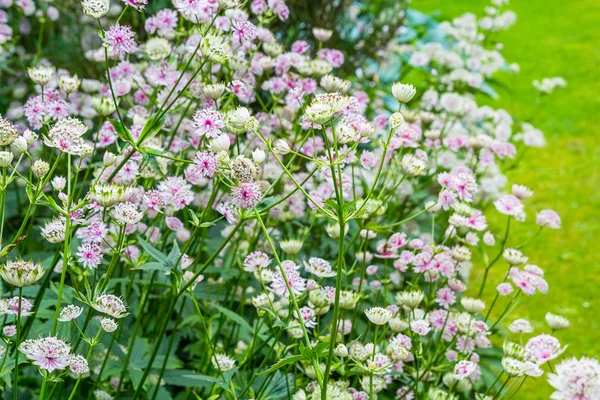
<box><xmin>92</xmin><ymin>294</ymin><xmax>129</xmax><ymax>318</ymax></box>
<box><xmin>0</xmin><ymin>258</ymin><xmax>45</xmax><ymax>287</ymax></box>
<box><xmin>19</xmin><ymin>337</ymin><xmax>71</xmax><ymax>373</ymax></box>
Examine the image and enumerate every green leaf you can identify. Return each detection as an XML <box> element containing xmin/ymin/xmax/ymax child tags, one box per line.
<box><xmin>258</xmin><ymin>354</ymin><xmax>306</xmax><ymax>375</ymax></box>
<box><xmin>213</xmin><ymin>304</ymin><xmax>252</xmax><ymax>333</ymax></box>
<box><xmin>132</xmin><ymin>262</ymin><xmax>171</xmax><ymax>272</ymax></box>
<box><xmin>138</xmin><ymin>237</ymin><xmax>169</xmax><ymax>264</ymax></box>
<box><xmin>108</xmin><ymin>119</ymin><xmax>133</xmax><ymax>143</ymax></box>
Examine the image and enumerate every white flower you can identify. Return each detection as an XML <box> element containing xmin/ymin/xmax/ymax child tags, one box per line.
<box><xmin>391</xmin><ymin>82</ymin><xmax>417</xmax><ymax>103</ymax></box>
<box><xmin>545</xmin><ymin>313</ymin><xmax>570</xmax><ymax>331</ymax></box>
<box><xmin>81</xmin><ymin>0</ymin><xmax>110</xmax><ymax>18</ymax></box>
<box><xmin>364</xmin><ymin>307</ymin><xmax>393</xmax><ymax>325</ymax></box>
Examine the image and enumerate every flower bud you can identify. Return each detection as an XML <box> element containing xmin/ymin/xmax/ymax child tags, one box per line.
<box><xmin>103</xmin><ymin>151</ymin><xmax>118</xmax><ymax>167</ymax></box>
<box><xmin>389</xmin><ymin>112</ymin><xmax>405</xmax><ymax>129</ymax></box>
<box><xmin>252</xmin><ymin>149</ymin><xmax>266</xmax><ymax>163</ymax></box>
<box><xmin>23</xmin><ymin>129</ymin><xmax>38</xmax><ymax>145</ymax></box>
<box><xmin>209</xmin><ymin>135</ymin><xmax>231</xmax><ymax>153</ymax></box>
<box><xmin>365</xmin><ymin>307</ymin><xmax>393</xmax><ymax>325</ymax></box>
<box><xmin>461</xmin><ymin>297</ymin><xmax>486</xmax><ymax>314</ymax></box>
<box><xmin>203</xmin><ymin>83</ymin><xmax>226</xmax><ymax>100</ymax></box>
<box><xmin>273</xmin><ymin>139</ymin><xmax>291</xmax><ymax>155</ymax></box>
<box><xmin>27</xmin><ymin>65</ymin><xmax>54</xmax><ymax>86</ymax></box>
<box><xmin>101</xmin><ymin>318</ymin><xmax>118</xmax><ymax>333</ymax></box>
<box><xmin>0</xmin><ymin>151</ymin><xmax>14</xmax><ymax>167</ymax></box>
<box><xmin>334</xmin><ymin>344</ymin><xmax>348</xmax><ymax>357</ymax></box>
<box><xmin>58</xmin><ymin>74</ymin><xmax>81</xmax><ymax>94</ymax></box>
<box><xmin>312</xmin><ymin>28</ymin><xmax>333</xmax><ymax>42</ymax></box>
<box><xmin>280</xmin><ymin>239</ymin><xmax>303</xmax><ymax>255</ymax></box>
<box><xmin>11</xmin><ymin>136</ymin><xmax>28</xmax><ymax>153</ymax></box>
<box><xmin>226</xmin><ymin>107</ymin><xmax>252</xmax><ymax>134</ymax></box>
<box><xmin>452</xmin><ymin>245</ymin><xmax>471</xmax><ymax>262</ymax></box>
<box><xmin>32</xmin><ymin>160</ymin><xmax>50</xmax><ymax>178</ymax></box>
<box><xmin>391</xmin><ymin>82</ymin><xmax>417</xmax><ymax>103</ymax></box>
<box><xmin>545</xmin><ymin>312</ymin><xmax>569</xmax><ymax>331</ymax></box>
<box><xmin>92</xmin><ymin>96</ymin><xmax>117</xmax><ymax>117</ymax></box>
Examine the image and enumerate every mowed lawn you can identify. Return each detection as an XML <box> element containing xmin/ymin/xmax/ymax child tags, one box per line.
<box><xmin>417</xmin><ymin>0</ymin><xmax>600</xmax><ymax>398</ymax></box>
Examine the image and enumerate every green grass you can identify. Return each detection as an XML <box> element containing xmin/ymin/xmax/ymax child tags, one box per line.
<box><xmin>417</xmin><ymin>0</ymin><xmax>600</xmax><ymax>398</ymax></box>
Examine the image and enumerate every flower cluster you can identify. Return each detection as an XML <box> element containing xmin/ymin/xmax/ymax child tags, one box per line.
<box><xmin>0</xmin><ymin>0</ymin><xmax>586</xmax><ymax>399</ymax></box>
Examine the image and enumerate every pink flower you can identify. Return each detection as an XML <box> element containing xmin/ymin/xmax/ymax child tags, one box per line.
<box><xmin>410</xmin><ymin>320</ymin><xmax>431</xmax><ymax>336</ymax></box>
<box><xmin>232</xmin><ymin>183</ymin><xmax>262</xmax><ymax>210</ymax></box>
<box><xmin>104</xmin><ymin>24</ymin><xmax>136</xmax><ymax>56</ymax></box>
<box><xmin>435</xmin><ymin>288</ymin><xmax>456</xmax><ymax>308</ymax></box>
<box><xmin>536</xmin><ymin>209</ymin><xmax>561</xmax><ymax>229</ymax></box>
<box><xmin>185</xmin><ymin>151</ymin><xmax>218</xmax><ymax>183</ymax></box>
<box><xmin>76</xmin><ymin>243</ymin><xmax>103</xmax><ymax>269</ymax></box>
<box><xmin>19</xmin><ymin>337</ymin><xmax>71</xmax><ymax>373</ymax></box>
<box><xmin>496</xmin><ymin>282</ymin><xmax>514</xmax><ymax>296</ymax></box>
<box><xmin>243</xmin><ymin>251</ymin><xmax>270</xmax><ymax>272</ymax></box>
<box><xmin>454</xmin><ymin>360</ymin><xmax>476</xmax><ymax>379</ymax></box>
<box><xmin>525</xmin><ymin>334</ymin><xmax>565</xmax><ymax>364</ymax></box>
<box><xmin>494</xmin><ymin>194</ymin><xmax>524</xmax><ymax>217</ymax></box>
<box><xmin>193</xmin><ymin>108</ymin><xmax>224</xmax><ymax>138</ymax></box>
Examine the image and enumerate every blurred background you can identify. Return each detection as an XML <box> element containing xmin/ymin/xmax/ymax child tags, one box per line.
<box><xmin>417</xmin><ymin>0</ymin><xmax>600</xmax><ymax>398</ymax></box>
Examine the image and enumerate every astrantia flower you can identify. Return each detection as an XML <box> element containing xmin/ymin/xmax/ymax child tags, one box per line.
<box><xmin>509</xmin><ymin>318</ymin><xmax>534</xmax><ymax>333</ymax></box>
<box><xmin>122</xmin><ymin>0</ymin><xmax>148</xmax><ymax>11</ymax></box>
<box><xmin>185</xmin><ymin>151</ymin><xmax>218</xmax><ymax>183</ymax></box>
<box><xmin>59</xmin><ymin>304</ymin><xmax>83</xmax><ymax>322</ymax></box>
<box><xmin>536</xmin><ymin>209</ymin><xmax>561</xmax><ymax>229</ymax></box>
<box><xmin>92</xmin><ymin>294</ymin><xmax>129</xmax><ymax>318</ymax></box>
<box><xmin>396</xmin><ymin>291</ymin><xmax>424</xmax><ymax>309</ymax></box>
<box><xmin>76</xmin><ymin>243</ymin><xmax>103</xmax><ymax>269</ymax></box>
<box><xmin>454</xmin><ymin>360</ymin><xmax>476</xmax><ymax>379</ymax></box>
<box><xmin>232</xmin><ymin>182</ymin><xmax>262</xmax><ymax>210</ymax></box>
<box><xmin>0</xmin><ymin>116</ymin><xmax>19</xmax><ymax>145</ymax></box>
<box><xmin>69</xmin><ymin>354</ymin><xmax>90</xmax><ymax>376</ymax></box>
<box><xmin>545</xmin><ymin>312</ymin><xmax>570</xmax><ymax>331</ymax></box>
<box><xmin>365</xmin><ymin>307</ymin><xmax>393</xmax><ymax>325</ymax></box>
<box><xmin>27</xmin><ymin>65</ymin><xmax>54</xmax><ymax>86</ymax></box>
<box><xmin>212</xmin><ymin>353</ymin><xmax>236</xmax><ymax>371</ymax></box>
<box><xmin>502</xmin><ymin>357</ymin><xmax>526</xmax><ymax>377</ymax></box>
<box><xmin>19</xmin><ymin>337</ymin><xmax>71</xmax><ymax>373</ymax></box>
<box><xmin>503</xmin><ymin>248</ymin><xmax>528</xmax><ymax>265</ymax></box>
<box><xmin>0</xmin><ymin>258</ymin><xmax>45</xmax><ymax>287</ymax></box>
<box><xmin>548</xmin><ymin>357</ymin><xmax>600</xmax><ymax>400</ymax></box>
<box><xmin>410</xmin><ymin>319</ymin><xmax>432</xmax><ymax>335</ymax></box>
<box><xmin>525</xmin><ymin>334</ymin><xmax>566</xmax><ymax>364</ymax></box>
<box><xmin>192</xmin><ymin>109</ymin><xmax>225</xmax><ymax>139</ymax></box>
<box><xmin>270</xmin><ymin>267</ymin><xmax>306</xmax><ymax>297</ymax></box>
<box><xmin>44</xmin><ymin>118</ymin><xmax>91</xmax><ymax>156</ymax></box>
<box><xmin>104</xmin><ymin>24</ymin><xmax>136</xmax><ymax>56</ymax></box>
<box><xmin>391</xmin><ymin>82</ymin><xmax>417</xmax><ymax>103</ymax></box>
<box><xmin>101</xmin><ymin>318</ymin><xmax>118</xmax><ymax>333</ymax></box>
<box><xmin>494</xmin><ymin>194</ymin><xmax>524</xmax><ymax>217</ymax></box>
<box><xmin>303</xmin><ymin>257</ymin><xmax>336</xmax><ymax>278</ymax></box>
<box><xmin>41</xmin><ymin>219</ymin><xmax>66</xmax><ymax>243</ymax></box>
<box><xmin>5</xmin><ymin>296</ymin><xmax>34</xmax><ymax>315</ymax></box>
<box><xmin>461</xmin><ymin>297</ymin><xmax>485</xmax><ymax>314</ymax></box>
<box><xmin>81</xmin><ymin>0</ymin><xmax>110</xmax><ymax>18</ymax></box>
<box><xmin>243</xmin><ymin>251</ymin><xmax>270</xmax><ymax>272</ymax></box>
<box><xmin>280</xmin><ymin>239</ymin><xmax>303</xmax><ymax>255</ymax></box>
<box><xmin>110</xmin><ymin>202</ymin><xmax>143</xmax><ymax>225</ymax></box>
